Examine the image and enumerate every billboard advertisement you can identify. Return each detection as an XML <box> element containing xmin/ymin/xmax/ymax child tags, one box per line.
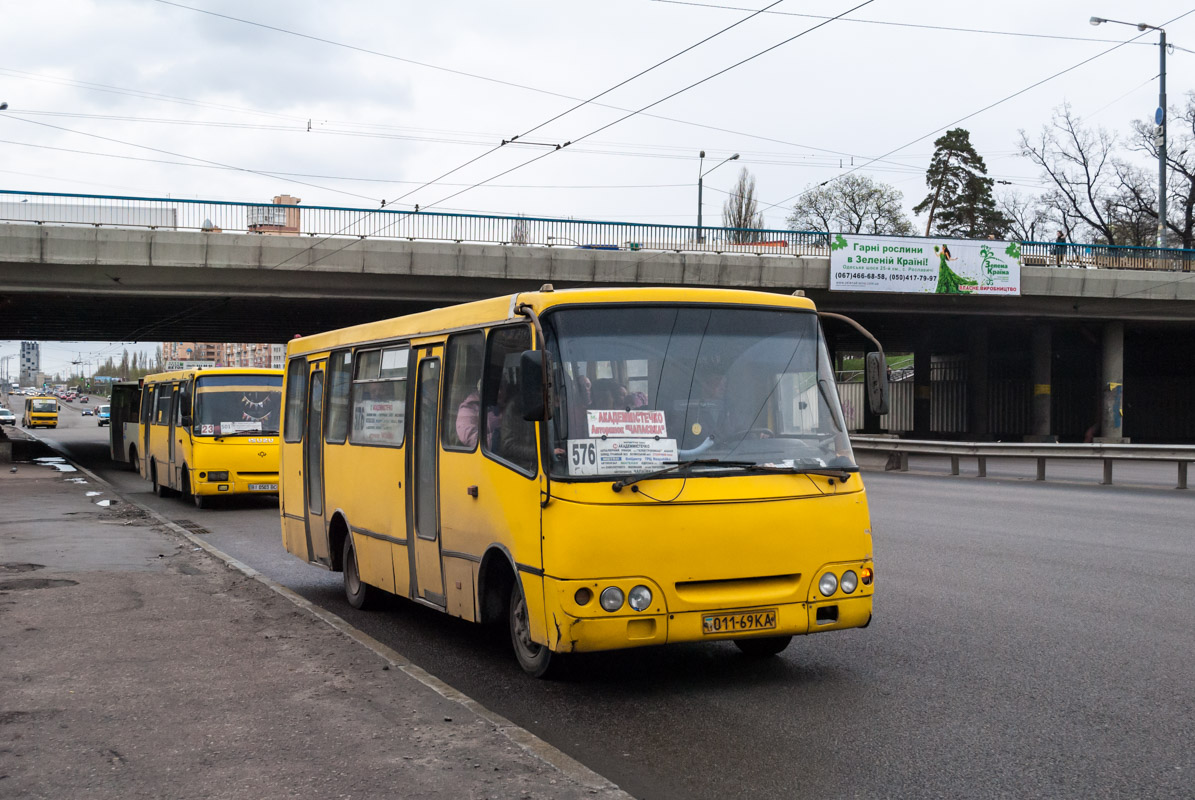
<box><xmin>829</xmin><ymin>234</ymin><xmax>1021</xmax><ymax>296</ymax></box>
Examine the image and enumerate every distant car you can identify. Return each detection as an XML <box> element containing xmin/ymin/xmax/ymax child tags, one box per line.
<box><xmin>80</xmin><ymin>396</ymin><xmax>89</xmax><ymax>403</ymax></box>
<box><xmin>98</xmin><ymin>405</ymin><xmax>111</xmax><ymax>427</ymax></box>
<box><xmin>82</xmin><ymin>408</ymin><xmax>93</xmax><ymax>416</ymax></box>
<box><xmin>64</xmin><ymin>396</ymin><xmax>73</xmax><ymax>403</ymax></box>
<box><xmin>0</xmin><ymin>407</ymin><xmax>15</xmax><ymax>425</ymax></box>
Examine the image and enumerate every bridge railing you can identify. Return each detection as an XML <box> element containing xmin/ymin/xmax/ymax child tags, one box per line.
<box><xmin>850</xmin><ymin>435</ymin><xmax>1195</xmax><ymax>489</ymax></box>
<box><xmin>0</xmin><ymin>189</ymin><xmax>829</xmax><ymax>256</ymax></box>
<box><xmin>2</xmin><ymin>188</ymin><xmax>1194</xmax><ymax>270</ymax></box>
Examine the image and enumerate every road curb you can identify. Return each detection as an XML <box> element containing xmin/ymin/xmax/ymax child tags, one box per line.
<box><xmin>40</xmin><ymin>441</ymin><xmax>628</xmax><ymax>798</ymax></box>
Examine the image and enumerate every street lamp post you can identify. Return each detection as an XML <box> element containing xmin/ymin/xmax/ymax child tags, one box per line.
<box><xmin>697</xmin><ymin>151</ymin><xmax>740</xmax><ymax>243</ymax></box>
<box><xmin>1091</xmin><ymin>15</ymin><xmax>1168</xmax><ymax>247</ymax></box>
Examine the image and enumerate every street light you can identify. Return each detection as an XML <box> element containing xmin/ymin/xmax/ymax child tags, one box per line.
<box><xmin>697</xmin><ymin>151</ymin><xmax>740</xmax><ymax>243</ymax></box>
<box><xmin>547</xmin><ymin>235</ymin><xmax>580</xmax><ymax>246</ymax></box>
<box><xmin>1091</xmin><ymin>15</ymin><xmax>1169</xmax><ymax>247</ymax></box>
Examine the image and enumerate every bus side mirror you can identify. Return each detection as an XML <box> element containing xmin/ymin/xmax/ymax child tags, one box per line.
<box><xmin>181</xmin><ymin>415</ymin><xmax>193</xmax><ymax>427</ymax></box>
<box><xmin>520</xmin><ymin>350</ymin><xmax>547</xmax><ymax>422</ymax></box>
<box><xmin>865</xmin><ymin>352</ymin><xmax>889</xmax><ymax>416</ymax></box>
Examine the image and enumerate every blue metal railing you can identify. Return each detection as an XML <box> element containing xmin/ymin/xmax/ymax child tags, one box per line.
<box><xmin>1</xmin><ymin>188</ymin><xmax>1192</xmax><ymax>271</ymax></box>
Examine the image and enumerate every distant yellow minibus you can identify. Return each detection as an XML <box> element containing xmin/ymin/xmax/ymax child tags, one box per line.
<box><xmin>138</xmin><ymin>367</ymin><xmax>283</xmax><ymax>508</ymax></box>
<box><xmin>22</xmin><ymin>396</ymin><xmax>59</xmax><ymax>428</ymax></box>
<box><xmin>280</xmin><ymin>287</ymin><xmax>886</xmax><ymax>676</ymax></box>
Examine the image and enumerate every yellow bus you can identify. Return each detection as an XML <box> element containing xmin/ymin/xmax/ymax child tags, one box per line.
<box><xmin>279</xmin><ymin>286</ymin><xmax>887</xmax><ymax>676</ymax></box>
<box><xmin>138</xmin><ymin>367</ymin><xmax>284</xmax><ymax>508</ymax></box>
<box><xmin>22</xmin><ymin>395</ymin><xmax>59</xmax><ymax>428</ymax></box>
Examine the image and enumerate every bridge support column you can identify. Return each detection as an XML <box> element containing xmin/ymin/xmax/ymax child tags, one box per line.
<box><xmin>1098</xmin><ymin>321</ymin><xmax>1127</xmax><ymax>443</ymax></box>
<box><xmin>913</xmin><ymin>337</ymin><xmax>932</xmax><ymax>438</ymax></box>
<box><xmin>1026</xmin><ymin>324</ymin><xmax>1055</xmax><ymax>442</ymax></box>
<box><xmin>968</xmin><ymin>325</ymin><xmax>989</xmax><ymax>439</ymax></box>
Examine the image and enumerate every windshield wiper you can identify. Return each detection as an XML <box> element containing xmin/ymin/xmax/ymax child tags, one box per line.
<box><xmin>213</xmin><ymin>430</ymin><xmax>278</xmax><ymax>439</ymax></box>
<box><xmin>611</xmin><ymin>459</ymin><xmax>758</xmax><ymax>492</ymax></box>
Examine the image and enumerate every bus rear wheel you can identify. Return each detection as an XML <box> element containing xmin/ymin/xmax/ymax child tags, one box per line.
<box><xmin>343</xmin><ymin>534</ymin><xmax>376</xmax><ymax>610</ymax></box>
<box><xmin>734</xmin><ymin>635</ymin><xmax>792</xmax><ymax>657</ymax></box>
<box><xmin>509</xmin><ymin>580</ymin><xmax>560</xmax><ymax>678</ymax></box>
<box><xmin>151</xmin><ymin>462</ymin><xmax>174</xmax><ymax>498</ymax></box>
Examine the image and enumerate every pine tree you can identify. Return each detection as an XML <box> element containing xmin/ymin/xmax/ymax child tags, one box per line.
<box><xmin>913</xmin><ymin>128</ymin><xmax>1007</xmax><ymax>238</ymax></box>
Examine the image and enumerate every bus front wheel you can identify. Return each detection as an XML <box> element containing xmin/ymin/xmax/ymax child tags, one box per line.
<box><xmin>342</xmin><ymin>535</ymin><xmax>376</xmax><ymax>610</ymax></box>
<box><xmin>509</xmin><ymin>580</ymin><xmax>560</xmax><ymax>678</ymax></box>
<box><xmin>734</xmin><ymin>635</ymin><xmax>792</xmax><ymax>657</ymax></box>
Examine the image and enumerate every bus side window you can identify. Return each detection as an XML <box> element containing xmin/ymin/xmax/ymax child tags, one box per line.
<box><xmin>154</xmin><ymin>383</ymin><xmax>172</xmax><ymax>425</ymax></box>
<box><xmin>442</xmin><ymin>331</ymin><xmax>485</xmax><ymax>451</ymax></box>
<box><xmin>481</xmin><ymin>325</ymin><xmax>536</xmax><ymax>474</ymax></box>
<box><xmin>177</xmin><ymin>381</ymin><xmax>193</xmax><ymax>426</ymax></box>
<box><xmin>140</xmin><ymin>384</ymin><xmax>155</xmax><ymax>426</ymax></box>
<box><xmin>325</xmin><ymin>350</ymin><xmax>353</xmax><ymax>444</ymax></box>
<box><xmin>284</xmin><ymin>359</ymin><xmax>308</xmax><ymax>443</ymax></box>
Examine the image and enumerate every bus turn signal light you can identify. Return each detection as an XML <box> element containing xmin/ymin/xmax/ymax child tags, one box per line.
<box><xmin>861</xmin><ymin>567</ymin><xmax>873</xmax><ymax>586</ymax></box>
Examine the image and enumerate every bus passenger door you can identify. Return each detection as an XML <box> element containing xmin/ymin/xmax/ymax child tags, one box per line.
<box><xmin>168</xmin><ymin>382</ymin><xmax>182</xmax><ymax>489</ymax></box>
<box><xmin>410</xmin><ymin>347</ymin><xmax>445</xmax><ymax>606</ymax></box>
<box><xmin>303</xmin><ymin>364</ymin><xmax>332</xmax><ymax>567</ymax></box>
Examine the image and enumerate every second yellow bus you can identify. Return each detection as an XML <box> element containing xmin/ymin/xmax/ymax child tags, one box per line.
<box><xmin>138</xmin><ymin>367</ymin><xmax>283</xmax><ymax>508</ymax></box>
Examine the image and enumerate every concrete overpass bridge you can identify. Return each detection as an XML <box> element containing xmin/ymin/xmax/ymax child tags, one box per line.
<box><xmin>3</xmin><ymin>189</ymin><xmax>1195</xmax><ymax>443</ymax></box>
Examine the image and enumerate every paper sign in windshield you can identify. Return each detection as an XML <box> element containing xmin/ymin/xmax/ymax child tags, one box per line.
<box><xmin>586</xmin><ymin>409</ymin><xmax>667</xmax><ymax>438</ymax></box>
<box><xmin>220</xmin><ymin>420</ymin><xmax>262</xmax><ymax>434</ymax></box>
<box><xmin>569</xmin><ymin>438</ymin><xmax>679</xmax><ymax>476</ymax></box>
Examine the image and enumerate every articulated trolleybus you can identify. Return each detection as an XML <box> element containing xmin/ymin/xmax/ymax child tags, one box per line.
<box><xmin>139</xmin><ymin>367</ymin><xmax>283</xmax><ymax>508</ymax></box>
<box><xmin>280</xmin><ymin>286</ymin><xmax>888</xmax><ymax>676</ymax></box>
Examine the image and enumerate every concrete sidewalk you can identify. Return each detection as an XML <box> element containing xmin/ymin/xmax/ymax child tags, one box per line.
<box><xmin>0</xmin><ymin>445</ymin><xmax>629</xmax><ymax>799</ymax></box>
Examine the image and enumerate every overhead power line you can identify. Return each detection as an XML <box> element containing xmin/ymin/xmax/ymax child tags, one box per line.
<box><xmin>759</xmin><ymin>8</ymin><xmax>1195</xmax><ymax>215</ymax></box>
<box><xmin>650</xmin><ymin>0</ymin><xmax>1171</xmax><ymax>45</ymax></box>
<box><xmin>281</xmin><ymin>0</ymin><xmax>877</xmax><ymax>275</ymax></box>
<box><xmin>263</xmin><ymin>0</ymin><xmax>798</xmax><ymax>270</ymax></box>
<box><xmin>150</xmin><ymin>0</ymin><xmax>918</xmax><ymax>175</ymax></box>
<box><xmin>0</xmin><ymin>114</ymin><xmax>383</xmax><ymax>204</ymax></box>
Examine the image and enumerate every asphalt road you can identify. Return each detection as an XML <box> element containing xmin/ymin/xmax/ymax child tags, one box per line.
<box><xmin>20</xmin><ymin>400</ymin><xmax>1195</xmax><ymax>800</ymax></box>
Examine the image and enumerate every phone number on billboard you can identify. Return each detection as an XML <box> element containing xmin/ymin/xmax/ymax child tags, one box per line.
<box><xmin>834</xmin><ymin>272</ymin><xmax>934</xmax><ymax>281</ymax></box>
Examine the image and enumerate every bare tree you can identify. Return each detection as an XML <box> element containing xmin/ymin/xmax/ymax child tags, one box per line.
<box><xmin>1128</xmin><ymin>91</ymin><xmax>1195</xmax><ymax>248</ymax></box>
<box><xmin>996</xmin><ymin>190</ymin><xmax>1050</xmax><ymax>242</ymax></box>
<box><xmin>1020</xmin><ymin>105</ymin><xmax>1120</xmax><ymax>244</ymax></box>
<box><xmin>787</xmin><ymin>174</ymin><xmax>913</xmax><ymax>235</ymax></box>
<box><xmin>721</xmin><ymin>167</ymin><xmax>765</xmax><ymax>242</ymax></box>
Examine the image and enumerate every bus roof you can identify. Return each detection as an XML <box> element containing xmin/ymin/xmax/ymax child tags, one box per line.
<box><xmin>141</xmin><ymin>367</ymin><xmax>283</xmax><ymax>383</ymax></box>
<box><xmin>287</xmin><ymin>286</ymin><xmax>817</xmax><ymax>358</ymax></box>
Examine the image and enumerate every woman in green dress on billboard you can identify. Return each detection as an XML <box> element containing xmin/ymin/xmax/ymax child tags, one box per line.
<box><xmin>934</xmin><ymin>244</ymin><xmax>978</xmax><ymax>294</ymax></box>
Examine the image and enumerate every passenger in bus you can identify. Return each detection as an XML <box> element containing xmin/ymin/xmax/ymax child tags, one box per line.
<box><xmin>496</xmin><ymin>382</ymin><xmax>537</xmax><ymax>465</ymax></box>
<box><xmin>456</xmin><ymin>389</ymin><xmax>481</xmax><ymax>448</ymax></box>
<box><xmin>590</xmin><ymin>378</ymin><xmax>628</xmax><ymax>409</ymax></box>
<box><xmin>457</xmin><ymin>384</ymin><xmax>501</xmax><ymax>449</ymax></box>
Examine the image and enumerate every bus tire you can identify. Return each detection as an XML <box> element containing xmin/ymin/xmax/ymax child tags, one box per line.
<box><xmin>151</xmin><ymin>462</ymin><xmax>173</xmax><ymax>498</ymax></box>
<box><xmin>509</xmin><ymin>579</ymin><xmax>560</xmax><ymax>678</ymax></box>
<box><xmin>734</xmin><ymin>635</ymin><xmax>792</xmax><ymax>657</ymax></box>
<box><xmin>193</xmin><ymin>492</ymin><xmax>209</xmax><ymax>510</ymax></box>
<box><xmin>343</xmin><ymin>534</ymin><xmax>376</xmax><ymax>610</ymax></box>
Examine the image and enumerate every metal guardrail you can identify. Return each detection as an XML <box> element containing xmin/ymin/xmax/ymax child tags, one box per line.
<box><xmin>2</xmin><ymin>189</ymin><xmax>1194</xmax><ymax>269</ymax></box>
<box><xmin>1020</xmin><ymin>240</ymin><xmax>1195</xmax><ymax>272</ymax></box>
<box><xmin>0</xmin><ymin>189</ymin><xmax>828</xmax><ymax>257</ymax></box>
<box><xmin>850</xmin><ymin>436</ymin><xmax>1195</xmax><ymax>489</ymax></box>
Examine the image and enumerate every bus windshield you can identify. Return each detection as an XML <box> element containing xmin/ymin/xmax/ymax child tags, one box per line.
<box><xmin>30</xmin><ymin>399</ymin><xmax>56</xmax><ymax>413</ymax></box>
<box><xmin>193</xmin><ymin>375</ymin><xmax>283</xmax><ymax>436</ymax></box>
<box><xmin>543</xmin><ymin>305</ymin><xmax>854</xmax><ymax>479</ymax></box>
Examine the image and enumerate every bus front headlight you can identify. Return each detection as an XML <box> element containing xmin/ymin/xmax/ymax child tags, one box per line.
<box><xmin>840</xmin><ymin>570</ymin><xmax>858</xmax><ymax>594</ymax></box>
<box><xmin>627</xmin><ymin>585</ymin><xmax>652</xmax><ymax>612</ymax></box>
<box><xmin>207</xmin><ymin>471</ymin><xmax>229</xmax><ymax>482</ymax></box>
<box><xmin>818</xmin><ymin>572</ymin><xmax>838</xmax><ymax>596</ymax></box>
<box><xmin>599</xmin><ymin>586</ymin><xmax>624</xmax><ymax>612</ymax></box>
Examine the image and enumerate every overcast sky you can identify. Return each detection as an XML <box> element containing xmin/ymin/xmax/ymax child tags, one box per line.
<box><xmin>2</xmin><ymin>0</ymin><xmax>1192</xmax><ymax>372</ymax></box>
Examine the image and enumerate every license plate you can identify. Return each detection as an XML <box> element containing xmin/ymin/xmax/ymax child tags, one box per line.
<box><xmin>702</xmin><ymin>608</ymin><xmax>778</xmax><ymax>635</ymax></box>
<box><xmin>248</xmin><ymin>483</ymin><xmax>278</xmax><ymax>491</ymax></box>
